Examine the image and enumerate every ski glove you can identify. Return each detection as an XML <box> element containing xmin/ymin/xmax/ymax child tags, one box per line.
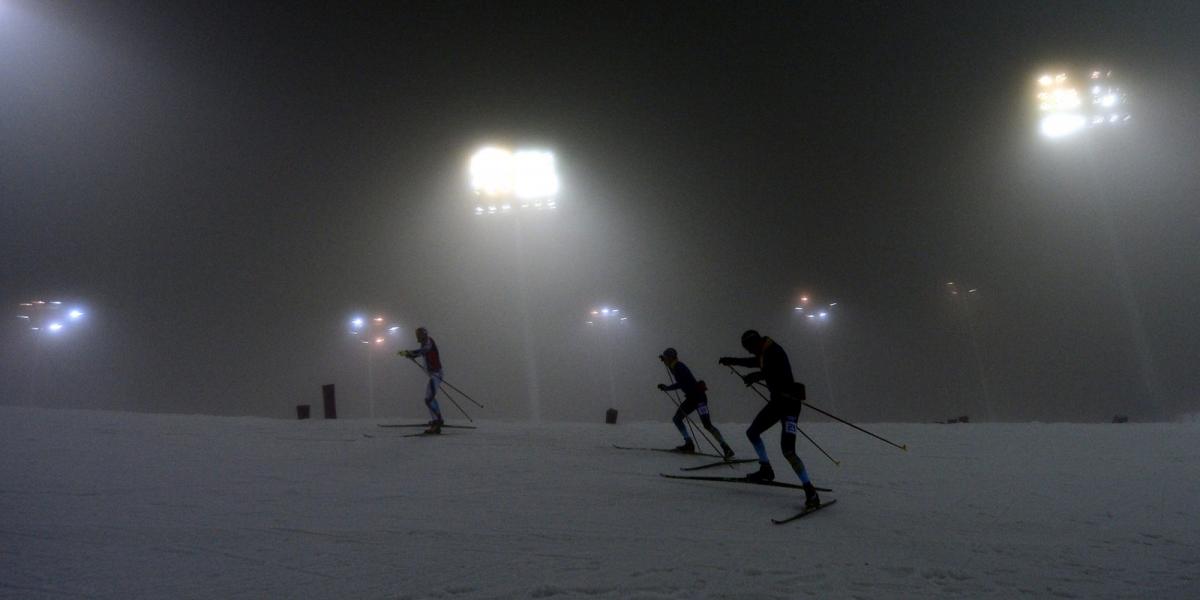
<box><xmin>657</xmin><ymin>383</ymin><xmax>669</xmax><ymax>391</ymax></box>
<box><xmin>718</xmin><ymin>357</ymin><xmax>735</xmax><ymax>366</ymax></box>
<box><xmin>398</xmin><ymin>350</ymin><xmax>412</xmax><ymax>358</ymax></box>
<box><xmin>742</xmin><ymin>375</ymin><xmax>755</xmax><ymax>387</ymax></box>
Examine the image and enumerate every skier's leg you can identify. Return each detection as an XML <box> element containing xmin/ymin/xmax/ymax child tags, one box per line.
<box><xmin>425</xmin><ymin>374</ymin><xmax>444</xmax><ymax>422</ymax></box>
<box><xmin>745</xmin><ymin>402</ymin><xmax>781</xmax><ymax>464</ymax></box>
<box><xmin>780</xmin><ymin>413</ymin><xmax>812</xmax><ymax>485</ymax></box>
<box><xmin>697</xmin><ymin>402</ymin><xmax>729</xmax><ymax>447</ymax></box>
<box><xmin>673</xmin><ymin>397</ymin><xmax>698</xmax><ymax>441</ymax></box>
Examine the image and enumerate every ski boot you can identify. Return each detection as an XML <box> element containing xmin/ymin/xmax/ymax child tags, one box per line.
<box><xmin>674</xmin><ymin>439</ymin><xmax>695</xmax><ymax>454</ymax></box>
<box><xmin>745</xmin><ymin>462</ymin><xmax>775</xmax><ymax>482</ymax></box>
<box><xmin>424</xmin><ymin>420</ymin><xmax>443</xmax><ymax>435</ymax></box>
<box><xmin>803</xmin><ymin>482</ymin><xmax>821</xmax><ymax>509</ymax></box>
<box><xmin>721</xmin><ymin>443</ymin><xmax>735</xmax><ymax>460</ymax></box>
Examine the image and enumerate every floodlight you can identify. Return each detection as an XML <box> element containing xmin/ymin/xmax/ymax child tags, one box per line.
<box><xmin>69</xmin><ymin>309</ymin><xmax>84</xmax><ymax>319</ymax></box>
<box><xmin>351</xmin><ymin>317</ymin><xmax>364</xmax><ymax>329</ymax></box>
<box><xmin>1040</xmin><ymin>113</ymin><xmax>1087</xmax><ymax>138</ymax></box>
<box><xmin>469</xmin><ymin>147</ymin><xmax>514</xmax><ymax>197</ymax></box>
<box><xmin>48</xmin><ymin>322</ymin><xmax>63</xmax><ymax>332</ymax></box>
<box><xmin>512</xmin><ymin>150</ymin><xmax>559</xmax><ymax>199</ymax></box>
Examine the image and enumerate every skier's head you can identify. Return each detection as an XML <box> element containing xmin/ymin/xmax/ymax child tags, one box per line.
<box><xmin>659</xmin><ymin>347</ymin><xmax>678</xmax><ymax>364</ymax></box>
<box><xmin>415</xmin><ymin>327</ymin><xmax>428</xmax><ymax>343</ymax></box>
<box><xmin>740</xmin><ymin>329</ymin><xmax>763</xmax><ymax>354</ymax></box>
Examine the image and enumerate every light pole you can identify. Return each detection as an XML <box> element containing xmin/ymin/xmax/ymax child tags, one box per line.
<box><xmin>1032</xmin><ymin>66</ymin><xmax>1163</xmax><ymax>419</ymax></box>
<box><xmin>944</xmin><ymin>282</ymin><xmax>993</xmax><ymax>420</ymax></box>
<box><xmin>16</xmin><ymin>299</ymin><xmax>88</xmax><ymax>405</ymax></box>
<box><xmin>793</xmin><ymin>295</ymin><xmax>837</xmax><ymax>413</ymax></box>
<box><xmin>469</xmin><ymin>145</ymin><xmax>560</xmax><ymax>421</ymax></box>
<box><xmin>348</xmin><ymin>314</ymin><xmax>402</xmax><ymax>419</ymax></box>
<box><xmin>586</xmin><ymin>306</ymin><xmax>628</xmax><ymax>409</ymax></box>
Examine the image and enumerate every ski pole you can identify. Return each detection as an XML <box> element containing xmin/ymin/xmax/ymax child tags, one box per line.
<box><xmin>404</xmin><ymin>356</ymin><xmax>484</xmax><ymax>408</ymax></box>
<box><xmin>437</xmin><ymin>382</ymin><xmax>474</xmax><ymax>423</ymax></box>
<box><xmin>736</xmin><ymin>373</ymin><xmax>907</xmax><ymax>451</ymax></box>
<box><xmin>727</xmin><ymin>365</ymin><xmax>840</xmax><ymax>466</ymax></box>
<box><xmin>801</xmin><ymin>399</ymin><xmax>907</xmax><ymax>451</ymax></box>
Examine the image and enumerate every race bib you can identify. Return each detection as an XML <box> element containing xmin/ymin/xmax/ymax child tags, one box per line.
<box><xmin>783</xmin><ymin>416</ymin><xmax>797</xmax><ymax>434</ymax></box>
<box><xmin>697</xmin><ymin>403</ymin><xmax>709</xmax><ymax>416</ymax></box>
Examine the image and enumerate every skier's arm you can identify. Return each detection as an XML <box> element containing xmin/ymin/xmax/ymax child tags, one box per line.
<box><xmin>718</xmin><ymin>356</ymin><xmax>758</xmax><ymax>368</ymax></box>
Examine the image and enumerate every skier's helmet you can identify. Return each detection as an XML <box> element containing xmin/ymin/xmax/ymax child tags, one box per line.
<box><xmin>659</xmin><ymin>347</ymin><xmax>678</xmax><ymax>361</ymax></box>
<box><xmin>740</xmin><ymin>329</ymin><xmax>762</xmax><ymax>353</ymax></box>
<box><xmin>416</xmin><ymin>327</ymin><xmax>429</xmax><ymax>342</ymax></box>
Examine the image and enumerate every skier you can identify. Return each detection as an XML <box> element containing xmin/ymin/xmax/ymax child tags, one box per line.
<box><xmin>719</xmin><ymin>329</ymin><xmax>821</xmax><ymax>508</ymax></box>
<box><xmin>398</xmin><ymin>326</ymin><xmax>444</xmax><ymax>434</ymax></box>
<box><xmin>657</xmin><ymin>347</ymin><xmax>735</xmax><ymax>458</ymax></box>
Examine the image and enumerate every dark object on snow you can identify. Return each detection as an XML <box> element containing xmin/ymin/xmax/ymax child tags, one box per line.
<box><xmin>605</xmin><ymin>408</ymin><xmax>618</xmax><ymax>424</ymax></box>
<box><xmin>946</xmin><ymin>415</ymin><xmax>971</xmax><ymax>424</ymax></box>
<box><xmin>322</xmin><ymin>384</ymin><xmax>337</xmax><ymax>419</ymax></box>
<box><xmin>296</xmin><ymin>404</ymin><xmax>311</xmax><ymax>420</ymax></box>
<box><xmin>1112</xmin><ymin>415</ymin><xmax>1129</xmax><ymax>423</ymax></box>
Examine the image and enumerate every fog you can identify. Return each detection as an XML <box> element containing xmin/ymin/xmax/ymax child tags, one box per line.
<box><xmin>3</xmin><ymin>1</ymin><xmax>1199</xmax><ymax>423</ymax></box>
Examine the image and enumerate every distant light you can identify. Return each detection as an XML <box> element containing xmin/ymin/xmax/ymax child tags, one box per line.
<box><xmin>586</xmin><ymin>321</ymin><xmax>594</xmax><ymax>325</ymax></box>
<box><xmin>794</xmin><ymin>307</ymin><xmax>803</xmax><ymax>311</ymax></box>
<box><xmin>819</xmin><ymin>312</ymin><xmax>828</xmax><ymax>319</ymax></box>
<box><xmin>69</xmin><ymin>310</ymin><xmax>84</xmax><ymax>319</ymax></box>
<box><xmin>48</xmin><ymin>322</ymin><xmax>63</xmax><ymax>332</ymax></box>
<box><xmin>351</xmin><ymin>317</ymin><xmax>364</xmax><ymax>328</ymax></box>
<box><xmin>800</xmin><ymin>296</ymin><xmax>809</xmax><ymax>304</ymax></box>
<box><xmin>601</xmin><ymin>308</ymin><xmax>610</xmax><ymax>315</ymax></box>
<box><xmin>17</xmin><ymin>315</ymin><xmax>29</xmax><ymax>319</ymax></box>
<box><xmin>375</xmin><ymin>338</ymin><xmax>384</xmax><ymax>344</ymax></box>
<box><xmin>590</xmin><ymin>310</ymin><xmax>599</xmax><ymax>315</ymax></box>
<box><xmin>829</xmin><ymin>302</ymin><xmax>838</xmax><ymax>307</ymax></box>
<box><xmin>611</xmin><ymin>309</ymin><xmax>619</xmax><ymax>314</ymax></box>
<box><xmin>388</xmin><ymin>326</ymin><xmax>401</xmax><ymax>332</ymax></box>
<box><xmin>620</xmin><ymin>317</ymin><xmax>627</xmax><ymax>321</ymax></box>
<box><xmin>968</xmin><ymin>288</ymin><xmax>977</xmax><ymax>293</ymax></box>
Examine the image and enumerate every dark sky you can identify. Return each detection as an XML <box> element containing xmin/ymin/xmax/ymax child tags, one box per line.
<box><xmin>3</xmin><ymin>1</ymin><xmax>1198</xmax><ymax>423</ymax></box>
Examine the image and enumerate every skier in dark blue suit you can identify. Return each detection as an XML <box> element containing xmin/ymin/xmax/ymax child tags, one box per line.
<box><xmin>657</xmin><ymin>348</ymin><xmax>734</xmax><ymax>458</ymax></box>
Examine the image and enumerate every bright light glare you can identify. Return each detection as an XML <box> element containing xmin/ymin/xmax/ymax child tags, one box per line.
<box><xmin>351</xmin><ymin>317</ymin><xmax>364</xmax><ymax>328</ymax></box>
<box><xmin>512</xmin><ymin>150</ymin><xmax>560</xmax><ymax>199</ymax></box>
<box><xmin>69</xmin><ymin>309</ymin><xmax>84</xmax><ymax>319</ymax></box>
<box><xmin>1040</xmin><ymin>113</ymin><xmax>1087</xmax><ymax>138</ymax></box>
<box><xmin>48</xmin><ymin>322</ymin><xmax>63</xmax><ymax>332</ymax></box>
<box><xmin>469</xmin><ymin>147</ymin><xmax>514</xmax><ymax>197</ymax></box>
<box><xmin>469</xmin><ymin>146</ymin><xmax>560</xmax><ymax>212</ymax></box>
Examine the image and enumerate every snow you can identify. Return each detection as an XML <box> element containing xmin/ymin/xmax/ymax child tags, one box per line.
<box><xmin>2</xmin><ymin>406</ymin><xmax>1198</xmax><ymax>599</ymax></box>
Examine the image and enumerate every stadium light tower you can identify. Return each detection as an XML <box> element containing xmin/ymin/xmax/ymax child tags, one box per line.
<box><xmin>792</xmin><ymin>294</ymin><xmax>838</xmax><ymax>411</ymax></box>
<box><xmin>468</xmin><ymin>143</ymin><xmax>561</xmax><ymax>421</ymax></box>
<box><xmin>347</xmin><ymin>313</ymin><xmax>402</xmax><ymax>419</ymax></box>
<box><xmin>587</xmin><ymin>306</ymin><xmax>628</xmax><ymax>410</ymax></box>
<box><xmin>1031</xmin><ymin>66</ymin><xmax>1163</xmax><ymax>419</ymax></box>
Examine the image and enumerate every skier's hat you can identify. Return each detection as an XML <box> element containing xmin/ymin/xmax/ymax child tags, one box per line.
<box><xmin>659</xmin><ymin>347</ymin><xmax>678</xmax><ymax>360</ymax></box>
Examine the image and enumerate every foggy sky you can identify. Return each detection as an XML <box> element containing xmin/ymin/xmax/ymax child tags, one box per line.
<box><xmin>3</xmin><ymin>1</ymin><xmax>1199</xmax><ymax>423</ymax></box>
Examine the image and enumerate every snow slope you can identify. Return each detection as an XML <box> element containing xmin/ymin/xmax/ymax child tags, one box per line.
<box><xmin>2</xmin><ymin>406</ymin><xmax>1198</xmax><ymax>599</ymax></box>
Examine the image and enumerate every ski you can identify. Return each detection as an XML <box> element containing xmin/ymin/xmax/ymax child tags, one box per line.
<box><xmin>771</xmin><ymin>499</ymin><xmax>838</xmax><ymax>524</ymax></box>
<box><xmin>658</xmin><ymin>473</ymin><xmax>833</xmax><ymax>492</ymax></box>
<box><xmin>612</xmin><ymin>445</ymin><xmax>724</xmax><ymax>459</ymax></box>
<box><xmin>378</xmin><ymin>423</ymin><xmax>477</xmax><ymax>429</ymax></box>
<box><xmin>679</xmin><ymin>458</ymin><xmax>758</xmax><ymax>471</ymax></box>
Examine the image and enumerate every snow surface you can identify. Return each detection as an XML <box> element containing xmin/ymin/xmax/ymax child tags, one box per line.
<box><xmin>2</xmin><ymin>406</ymin><xmax>1198</xmax><ymax>599</ymax></box>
